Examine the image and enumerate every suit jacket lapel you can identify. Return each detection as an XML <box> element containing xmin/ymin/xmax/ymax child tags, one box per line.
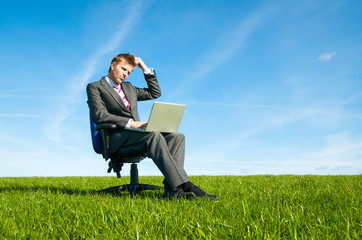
<box><xmin>100</xmin><ymin>78</ymin><xmax>130</xmax><ymax>112</ymax></box>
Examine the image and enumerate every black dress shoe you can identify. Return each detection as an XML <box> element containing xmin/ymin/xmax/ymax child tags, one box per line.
<box><xmin>187</xmin><ymin>184</ymin><xmax>219</xmax><ymax>199</ymax></box>
<box><xmin>161</xmin><ymin>187</ymin><xmax>196</xmax><ymax>199</ymax></box>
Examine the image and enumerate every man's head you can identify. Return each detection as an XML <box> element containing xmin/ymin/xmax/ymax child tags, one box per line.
<box><xmin>108</xmin><ymin>53</ymin><xmax>137</xmax><ymax>84</ymax></box>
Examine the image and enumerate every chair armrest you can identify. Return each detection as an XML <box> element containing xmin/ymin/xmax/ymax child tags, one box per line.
<box><xmin>94</xmin><ymin>123</ymin><xmax>117</xmax><ymax>160</ymax></box>
<box><xmin>95</xmin><ymin>123</ymin><xmax>117</xmax><ymax>131</ymax></box>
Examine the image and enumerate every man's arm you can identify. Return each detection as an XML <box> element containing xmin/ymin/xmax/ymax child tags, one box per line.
<box><xmin>87</xmin><ymin>82</ymin><xmax>131</xmax><ymax>128</ymax></box>
<box><xmin>126</xmin><ymin>57</ymin><xmax>161</xmax><ymax>128</ymax></box>
<box><xmin>132</xmin><ymin>57</ymin><xmax>161</xmax><ymax>101</ymax></box>
<box><xmin>134</xmin><ymin>72</ymin><xmax>161</xmax><ymax>101</ymax></box>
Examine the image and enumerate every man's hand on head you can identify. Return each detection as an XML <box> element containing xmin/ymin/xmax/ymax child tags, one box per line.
<box><xmin>134</xmin><ymin>57</ymin><xmax>148</xmax><ymax>71</ymax></box>
<box><xmin>129</xmin><ymin>120</ymin><xmax>147</xmax><ymax>129</ymax></box>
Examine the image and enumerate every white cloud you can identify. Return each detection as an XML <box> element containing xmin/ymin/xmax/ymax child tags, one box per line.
<box><xmin>218</xmin><ymin>104</ymin><xmax>344</xmax><ymax>155</ymax></box>
<box><xmin>43</xmin><ymin>0</ymin><xmax>146</xmax><ymax>142</ymax></box>
<box><xmin>0</xmin><ymin>93</ymin><xmax>68</xmax><ymax>100</ymax></box>
<box><xmin>317</xmin><ymin>52</ymin><xmax>336</xmax><ymax>61</ymax></box>
<box><xmin>171</xmin><ymin>3</ymin><xmax>279</xmax><ymax>97</ymax></box>
<box><xmin>0</xmin><ymin>113</ymin><xmax>40</xmax><ymax>118</ymax></box>
<box><xmin>182</xmin><ymin>99</ymin><xmax>362</xmax><ymax>175</ymax></box>
<box><xmin>282</xmin><ymin>132</ymin><xmax>362</xmax><ymax>174</ymax></box>
<box><xmin>188</xmin><ymin>101</ymin><xmax>280</xmax><ymax>109</ymax></box>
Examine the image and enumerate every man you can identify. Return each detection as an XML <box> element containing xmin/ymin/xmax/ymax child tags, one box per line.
<box><xmin>87</xmin><ymin>53</ymin><xmax>218</xmax><ymax>199</ymax></box>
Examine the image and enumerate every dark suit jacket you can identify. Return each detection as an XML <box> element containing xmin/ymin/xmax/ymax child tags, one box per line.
<box><xmin>86</xmin><ymin>72</ymin><xmax>161</xmax><ymax>153</ymax></box>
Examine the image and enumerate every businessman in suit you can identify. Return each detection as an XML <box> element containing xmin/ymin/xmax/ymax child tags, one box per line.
<box><xmin>87</xmin><ymin>53</ymin><xmax>217</xmax><ymax>199</ymax></box>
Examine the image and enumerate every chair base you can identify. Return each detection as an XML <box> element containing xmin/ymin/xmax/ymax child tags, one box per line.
<box><xmin>96</xmin><ymin>163</ymin><xmax>163</xmax><ymax>197</ymax></box>
<box><xmin>96</xmin><ymin>184</ymin><xmax>163</xmax><ymax>197</ymax></box>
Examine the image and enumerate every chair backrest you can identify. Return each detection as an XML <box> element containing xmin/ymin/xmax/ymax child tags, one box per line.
<box><xmin>90</xmin><ymin>113</ymin><xmax>102</xmax><ymax>154</ymax></box>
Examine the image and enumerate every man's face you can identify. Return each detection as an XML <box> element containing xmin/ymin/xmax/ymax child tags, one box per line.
<box><xmin>108</xmin><ymin>59</ymin><xmax>134</xmax><ymax>84</ymax></box>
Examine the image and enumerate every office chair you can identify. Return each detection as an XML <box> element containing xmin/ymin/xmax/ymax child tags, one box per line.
<box><xmin>90</xmin><ymin>114</ymin><xmax>163</xmax><ymax>196</ymax></box>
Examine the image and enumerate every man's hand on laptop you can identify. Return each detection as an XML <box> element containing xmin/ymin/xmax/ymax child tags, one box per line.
<box><xmin>129</xmin><ymin>120</ymin><xmax>147</xmax><ymax>129</ymax></box>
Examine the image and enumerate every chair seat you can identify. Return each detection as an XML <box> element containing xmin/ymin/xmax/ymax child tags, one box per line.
<box><xmin>113</xmin><ymin>148</ymin><xmax>147</xmax><ymax>161</ymax></box>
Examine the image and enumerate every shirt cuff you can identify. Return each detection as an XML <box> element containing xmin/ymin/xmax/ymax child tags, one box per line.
<box><xmin>125</xmin><ymin>119</ymin><xmax>133</xmax><ymax>128</ymax></box>
<box><xmin>143</xmin><ymin>68</ymin><xmax>155</xmax><ymax>75</ymax></box>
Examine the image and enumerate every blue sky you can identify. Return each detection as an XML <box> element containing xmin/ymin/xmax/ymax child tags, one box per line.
<box><xmin>1</xmin><ymin>0</ymin><xmax>361</xmax><ymax>177</ymax></box>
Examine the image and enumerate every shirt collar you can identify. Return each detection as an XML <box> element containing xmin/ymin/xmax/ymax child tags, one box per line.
<box><xmin>105</xmin><ymin>76</ymin><xmax>119</xmax><ymax>87</ymax></box>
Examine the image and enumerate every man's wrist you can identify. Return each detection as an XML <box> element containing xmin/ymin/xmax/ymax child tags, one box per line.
<box><xmin>126</xmin><ymin>119</ymin><xmax>133</xmax><ymax>128</ymax></box>
<box><xmin>143</xmin><ymin>68</ymin><xmax>155</xmax><ymax>75</ymax></box>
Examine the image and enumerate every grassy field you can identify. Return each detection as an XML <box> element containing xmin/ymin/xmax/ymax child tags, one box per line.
<box><xmin>0</xmin><ymin>175</ymin><xmax>361</xmax><ymax>239</ymax></box>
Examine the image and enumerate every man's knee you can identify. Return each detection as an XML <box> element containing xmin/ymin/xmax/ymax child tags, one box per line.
<box><xmin>175</xmin><ymin>133</ymin><xmax>185</xmax><ymax>142</ymax></box>
<box><xmin>163</xmin><ymin>132</ymin><xmax>184</xmax><ymax>140</ymax></box>
<box><xmin>148</xmin><ymin>132</ymin><xmax>185</xmax><ymax>145</ymax></box>
<box><xmin>147</xmin><ymin>131</ymin><xmax>164</xmax><ymax>143</ymax></box>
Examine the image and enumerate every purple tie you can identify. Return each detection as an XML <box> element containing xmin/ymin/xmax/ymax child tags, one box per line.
<box><xmin>113</xmin><ymin>84</ymin><xmax>130</xmax><ymax>110</ymax></box>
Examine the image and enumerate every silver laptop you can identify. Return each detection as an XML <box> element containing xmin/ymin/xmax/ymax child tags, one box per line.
<box><xmin>125</xmin><ymin>102</ymin><xmax>185</xmax><ymax>132</ymax></box>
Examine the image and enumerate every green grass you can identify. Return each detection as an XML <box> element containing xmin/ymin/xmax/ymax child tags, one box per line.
<box><xmin>0</xmin><ymin>175</ymin><xmax>361</xmax><ymax>239</ymax></box>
